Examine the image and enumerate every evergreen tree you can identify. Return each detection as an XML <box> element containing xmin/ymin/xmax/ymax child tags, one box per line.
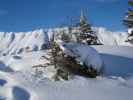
<box><xmin>124</xmin><ymin>0</ymin><xmax>133</xmax><ymax>42</ymax></box>
<box><xmin>32</xmin><ymin>33</ymin><xmax>98</xmax><ymax>80</ymax></box>
<box><xmin>78</xmin><ymin>10</ymin><xmax>102</xmax><ymax>45</ymax></box>
<box><xmin>57</xmin><ymin>54</ymin><xmax>98</xmax><ymax>78</ymax></box>
<box><xmin>32</xmin><ymin>33</ymin><xmax>72</xmax><ymax>81</ymax></box>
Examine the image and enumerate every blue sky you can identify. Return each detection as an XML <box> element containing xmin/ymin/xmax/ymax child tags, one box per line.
<box><xmin>0</xmin><ymin>0</ymin><xmax>127</xmax><ymax>32</ymax></box>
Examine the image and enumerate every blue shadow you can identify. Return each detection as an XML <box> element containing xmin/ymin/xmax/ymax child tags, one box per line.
<box><xmin>12</xmin><ymin>86</ymin><xmax>30</xmax><ymax>100</ymax></box>
<box><xmin>100</xmin><ymin>53</ymin><xmax>133</xmax><ymax>77</ymax></box>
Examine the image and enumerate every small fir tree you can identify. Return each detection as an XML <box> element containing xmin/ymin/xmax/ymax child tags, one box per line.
<box><xmin>32</xmin><ymin>33</ymin><xmax>72</xmax><ymax>81</ymax></box>
<box><xmin>78</xmin><ymin>10</ymin><xmax>101</xmax><ymax>45</ymax></box>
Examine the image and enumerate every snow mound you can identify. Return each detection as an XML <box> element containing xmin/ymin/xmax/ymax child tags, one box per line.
<box><xmin>59</xmin><ymin>42</ymin><xmax>103</xmax><ymax>72</ymax></box>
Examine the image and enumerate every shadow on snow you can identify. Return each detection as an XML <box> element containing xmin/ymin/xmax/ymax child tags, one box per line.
<box><xmin>100</xmin><ymin>53</ymin><xmax>133</xmax><ymax>77</ymax></box>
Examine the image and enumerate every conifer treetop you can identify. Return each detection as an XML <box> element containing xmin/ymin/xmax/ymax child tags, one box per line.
<box><xmin>80</xmin><ymin>10</ymin><xmax>87</xmax><ymax>25</ymax></box>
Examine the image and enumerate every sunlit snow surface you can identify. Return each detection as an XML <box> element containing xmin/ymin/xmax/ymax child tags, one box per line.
<box><xmin>0</xmin><ymin>27</ymin><xmax>132</xmax><ymax>56</ymax></box>
<box><xmin>0</xmin><ymin>45</ymin><xmax>133</xmax><ymax>100</ymax></box>
<box><xmin>0</xmin><ymin>27</ymin><xmax>133</xmax><ymax>100</ymax></box>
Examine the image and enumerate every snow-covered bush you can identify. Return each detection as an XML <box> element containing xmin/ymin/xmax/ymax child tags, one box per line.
<box><xmin>32</xmin><ymin>41</ymin><xmax>103</xmax><ymax>81</ymax></box>
<box><xmin>32</xmin><ymin>39</ymin><xmax>73</xmax><ymax>81</ymax></box>
<box><xmin>56</xmin><ymin>54</ymin><xmax>98</xmax><ymax>78</ymax></box>
<box><xmin>58</xmin><ymin>42</ymin><xmax>103</xmax><ymax>74</ymax></box>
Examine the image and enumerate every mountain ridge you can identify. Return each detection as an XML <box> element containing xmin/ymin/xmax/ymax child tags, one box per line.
<box><xmin>0</xmin><ymin>27</ymin><xmax>132</xmax><ymax>55</ymax></box>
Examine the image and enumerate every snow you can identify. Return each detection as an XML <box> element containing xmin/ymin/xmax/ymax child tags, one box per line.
<box><xmin>0</xmin><ymin>45</ymin><xmax>133</xmax><ymax>100</ymax></box>
<box><xmin>0</xmin><ymin>27</ymin><xmax>132</xmax><ymax>56</ymax></box>
<box><xmin>0</xmin><ymin>29</ymin><xmax>49</xmax><ymax>55</ymax></box>
<box><xmin>58</xmin><ymin>42</ymin><xmax>103</xmax><ymax>72</ymax></box>
<box><xmin>128</xmin><ymin>28</ymin><xmax>133</xmax><ymax>34</ymax></box>
<box><xmin>93</xmin><ymin>46</ymin><xmax>133</xmax><ymax>77</ymax></box>
<box><xmin>0</xmin><ymin>27</ymin><xmax>133</xmax><ymax>100</ymax></box>
<box><xmin>0</xmin><ymin>70</ymin><xmax>133</xmax><ymax>100</ymax></box>
<box><xmin>94</xmin><ymin>27</ymin><xmax>131</xmax><ymax>46</ymax></box>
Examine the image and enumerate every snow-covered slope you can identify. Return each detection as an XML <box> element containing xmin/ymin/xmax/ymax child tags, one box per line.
<box><xmin>94</xmin><ymin>27</ymin><xmax>131</xmax><ymax>46</ymax></box>
<box><xmin>0</xmin><ymin>45</ymin><xmax>133</xmax><ymax>100</ymax></box>
<box><xmin>0</xmin><ymin>27</ymin><xmax>132</xmax><ymax>55</ymax></box>
<box><xmin>93</xmin><ymin>45</ymin><xmax>133</xmax><ymax>77</ymax></box>
<box><xmin>0</xmin><ymin>24</ymin><xmax>133</xmax><ymax>100</ymax></box>
<box><xmin>0</xmin><ymin>27</ymin><xmax>133</xmax><ymax>100</ymax></box>
<box><xmin>0</xmin><ymin>29</ymin><xmax>49</xmax><ymax>55</ymax></box>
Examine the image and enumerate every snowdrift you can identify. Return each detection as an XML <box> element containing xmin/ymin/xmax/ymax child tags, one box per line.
<box><xmin>59</xmin><ymin>42</ymin><xmax>103</xmax><ymax>72</ymax></box>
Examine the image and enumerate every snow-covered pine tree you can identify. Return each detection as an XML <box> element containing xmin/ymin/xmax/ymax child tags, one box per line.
<box><xmin>33</xmin><ymin>33</ymin><xmax>72</xmax><ymax>81</ymax></box>
<box><xmin>32</xmin><ymin>30</ymin><xmax>99</xmax><ymax>81</ymax></box>
<box><xmin>56</xmin><ymin>54</ymin><xmax>98</xmax><ymax>78</ymax></box>
<box><xmin>78</xmin><ymin>10</ymin><xmax>101</xmax><ymax>45</ymax></box>
<box><xmin>124</xmin><ymin>0</ymin><xmax>133</xmax><ymax>43</ymax></box>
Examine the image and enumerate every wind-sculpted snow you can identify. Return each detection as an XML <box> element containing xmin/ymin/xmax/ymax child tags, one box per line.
<box><xmin>0</xmin><ymin>29</ymin><xmax>49</xmax><ymax>55</ymax></box>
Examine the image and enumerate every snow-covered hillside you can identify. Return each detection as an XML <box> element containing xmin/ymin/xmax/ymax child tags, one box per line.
<box><xmin>0</xmin><ymin>45</ymin><xmax>133</xmax><ymax>100</ymax></box>
<box><xmin>0</xmin><ymin>29</ymin><xmax>49</xmax><ymax>55</ymax></box>
<box><xmin>0</xmin><ymin>27</ymin><xmax>133</xmax><ymax>100</ymax></box>
<box><xmin>0</xmin><ymin>27</ymin><xmax>132</xmax><ymax>55</ymax></box>
<box><xmin>94</xmin><ymin>27</ymin><xmax>131</xmax><ymax>46</ymax></box>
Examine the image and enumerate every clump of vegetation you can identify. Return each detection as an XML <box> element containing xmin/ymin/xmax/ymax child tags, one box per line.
<box><xmin>32</xmin><ymin>11</ymin><xmax>103</xmax><ymax>81</ymax></box>
<box><xmin>56</xmin><ymin>54</ymin><xmax>98</xmax><ymax>78</ymax></box>
<box><xmin>32</xmin><ymin>34</ymin><xmax>73</xmax><ymax>81</ymax></box>
<box><xmin>32</xmin><ymin>38</ymin><xmax>98</xmax><ymax>81</ymax></box>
